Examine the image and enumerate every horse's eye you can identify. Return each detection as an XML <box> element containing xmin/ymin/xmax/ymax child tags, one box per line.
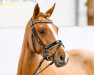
<box><xmin>39</xmin><ymin>29</ymin><xmax>45</xmax><ymax>34</ymax></box>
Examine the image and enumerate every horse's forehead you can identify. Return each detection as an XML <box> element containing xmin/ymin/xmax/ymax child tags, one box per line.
<box><xmin>47</xmin><ymin>24</ymin><xmax>58</xmax><ymax>40</ymax></box>
<box><xmin>38</xmin><ymin>16</ymin><xmax>50</xmax><ymax>21</ymax></box>
<box><xmin>36</xmin><ymin>17</ymin><xmax>58</xmax><ymax>39</ymax></box>
<box><xmin>36</xmin><ymin>22</ymin><xmax>58</xmax><ymax>40</ymax></box>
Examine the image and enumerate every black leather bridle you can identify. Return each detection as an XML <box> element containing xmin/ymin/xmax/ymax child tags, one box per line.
<box><xmin>31</xmin><ymin>18</ymin><xmax>64</xmax><ymax>75</ymax></box>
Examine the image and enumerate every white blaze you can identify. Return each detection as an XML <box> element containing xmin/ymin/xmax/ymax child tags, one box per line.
<box><xmin>47</xmin><ymin>24</ymin><xmax>69</xmax><ymax>63</ymax></box>
<box><xmin>61</xmin><ymin>46</ymin><xmax>69</xmax><ymax>63</ymax></box>
<box><xmin>47</xmin><ymin>24</ymin><xmax>58</xmax><ymax>40</ymax></box>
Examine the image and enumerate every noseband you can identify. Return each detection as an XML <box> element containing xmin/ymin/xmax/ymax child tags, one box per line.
<box><xmin>31</xmin><ymin>18</ymin><xmax>64</xmax><ymax>75</ymax></box>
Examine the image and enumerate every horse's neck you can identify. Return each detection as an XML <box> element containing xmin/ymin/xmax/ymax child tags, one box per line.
<box><xmin>21</xmin><ymin>47</ymin><xmax>40</xmax><ymax>75</ymax></box>
<box><xmin>17</xmin><ymin>29</ymin><xmax>40</xmax><ymax>75</ymax></box>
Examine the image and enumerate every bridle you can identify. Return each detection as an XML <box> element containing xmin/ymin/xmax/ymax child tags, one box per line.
<box><xmin>31</xmin><ymin>18</ymin><xmax>64</xmax><ymax>75</ymax></box>
<box><xmin>31</xmin><ymin>18</ymin><xmax>65</xmax><ymax>75</ymax></box>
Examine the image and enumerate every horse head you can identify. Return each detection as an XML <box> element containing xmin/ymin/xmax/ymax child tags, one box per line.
<box><xmin>26</xmin><ymin>3</ymin><xmax>69</xmax><ymax>67</ymax></box>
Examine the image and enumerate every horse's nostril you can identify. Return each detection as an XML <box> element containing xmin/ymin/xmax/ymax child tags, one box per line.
<box><xmin>60</xmin><ymin>54</ymin><xmax>64</xmax><ymax>61</ymax></box>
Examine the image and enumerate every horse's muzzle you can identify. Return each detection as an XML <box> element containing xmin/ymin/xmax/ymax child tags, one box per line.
<box><xmin>54</xmin><ymin>53</ymin><xmax>69</xmax><ymax>67</ymax></box>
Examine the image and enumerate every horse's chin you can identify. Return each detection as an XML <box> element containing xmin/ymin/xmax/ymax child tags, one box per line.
<box><xmin>54</xmin><ymin>57</ymin><xmax>67</xmax><ymax>68</ymax></box>
<box><xmin>54</xmin><ymin>62</ymin><xmax>65</xmax><ymax>67</ymax></box>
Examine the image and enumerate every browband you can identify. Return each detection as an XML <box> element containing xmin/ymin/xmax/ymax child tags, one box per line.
<box><xmin>31</xmin><ymin>18</ymin><xmax>53</xmax><ymax>27</ymax></box>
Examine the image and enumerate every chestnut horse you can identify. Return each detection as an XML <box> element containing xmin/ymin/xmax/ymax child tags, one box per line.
<box><xmin>17</xmin><ymin>3</ymin><xmax>94</xmax><ymax>75</ymax></box>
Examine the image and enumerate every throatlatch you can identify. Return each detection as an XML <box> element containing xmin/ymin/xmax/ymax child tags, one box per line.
<box><xmin>31</xmin><ymin>18</ymin><xmax>64</xmax><ymax>75</ymax></box>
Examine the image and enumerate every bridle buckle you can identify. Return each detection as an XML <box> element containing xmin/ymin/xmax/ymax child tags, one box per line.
<box><xmin>46</xmin><ymin>50</ymin><xmax>53</xmax><ymax>60</ymax></box>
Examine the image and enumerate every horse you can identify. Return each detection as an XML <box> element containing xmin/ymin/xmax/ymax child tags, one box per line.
<box><xmin>17</xmin><ymin>3</ymin><xmax>94</xmax><ymax>75</ymax></box>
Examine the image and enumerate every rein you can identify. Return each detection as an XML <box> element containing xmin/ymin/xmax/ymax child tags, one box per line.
<box><xmin>31</xmin><ymin>18</ymin><xmax>64</xmax><ymax>75</ymax></box>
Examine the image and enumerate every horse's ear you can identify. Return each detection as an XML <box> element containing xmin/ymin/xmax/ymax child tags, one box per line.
<box><xmin>33</xmin><ymin>3</ymin><xmax>40</xmax><ymax>19</ymax></box>
<box><xmin>45</xmin><ymin>3</ymin><xmax>56</xmax><ymax>17</ymax></box>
